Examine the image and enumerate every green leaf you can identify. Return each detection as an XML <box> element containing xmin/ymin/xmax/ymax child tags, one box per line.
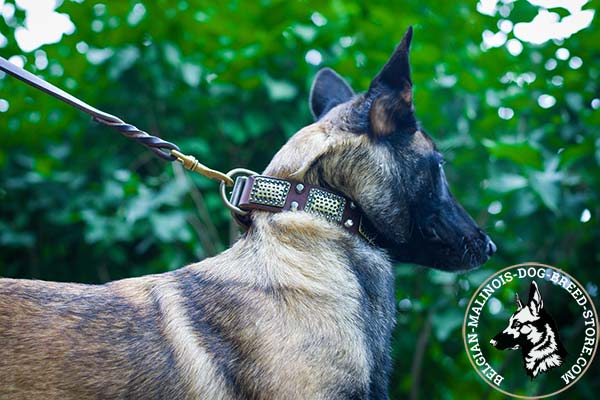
<box><xmin>482</xmin><ymin>138</ymin><xmax>544</xmax><ymax>169</ymax></box>
<box><xmin>163</xmin><ymin>42</ymin><xmax>181</xmax><ymax>66</ymax></box>
<box><xmin>263</xmin><ymin>75</ymin><xmax>298</xmax><ymax>101</ymax></box>
<box><xmin>529</xmin><ymin>170</ymin><xmax>561</xmax><ymax>213</ymax></box>
<box><xmin>86</xmin><ymin>47</ymin><xmax>114</xmax><ymax>65</ymax></box>
<box><xmin>487</xmin><ymin>173</ymin><xmax>528</xmax><ymax>193</ymax></box>
<box><xmin>181</xmin><ymin>62</ymin><xmax>202</xmax><ymax>87</ymax></box>
<box><xmin>431</xmin><ymin>309</ymin><xmax>463</xmax><ymax>341</ymax></box>
<box><xmin>108</xmin><ymin>46</ymin><xmax>140</xmax><ymax>79</ymax></box>
<box><xmin>291</xmin><ymin>24</ymin><xmax>317</xmax><ymax>43</ymax></box>
<box><xmin>150</xmin><ymin>212</ymin><xmax>191</xmax><ymax>242</ymax></box>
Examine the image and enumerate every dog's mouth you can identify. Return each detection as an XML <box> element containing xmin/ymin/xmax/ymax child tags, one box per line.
<box><xmin>392</xmin><ymin>220</ymin><xmax>495</xmax><ymax>271</ymax></box>
<box><xmin>421</xmin><ymin>222</ymin><xmax>494</xmax><ymax>265</ymax></box>
<box><xmin>386</xmin><ymin>196</ymin><xmax>497</xmax><ymax>271</ymax></box>
<box><xmin>451</xmin><ymin>233</ymin><xmax>496</xmax><ymax>270</ymax></box>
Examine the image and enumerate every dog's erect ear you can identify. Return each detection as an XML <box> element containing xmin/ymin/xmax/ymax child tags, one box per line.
<box><xmin>515</xmin><ymin>293</ymin><xmax>524</xmax><ymax>310</ymax></box>
<box><xmin>370</xmin><ymin>26</ymin><xmax>413</xmax><ymax>92</ymax></box>
<box><xmin>528</xmin><ymin>281</ymin><xmax>543</xmax><ymax>316</ymax></box>
<box><xmin>309</xmin><ymin>68</ymin><xmax>355</xmax><ymax>120</ymax></box>
<box><xmin>367</xmin><ymin>26</ymin><xmax>415</xmax><ymax>137</ymax></box>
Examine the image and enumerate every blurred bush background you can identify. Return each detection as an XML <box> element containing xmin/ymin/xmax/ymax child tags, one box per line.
<box><xmin>0</xmin><ymin>0</ymin><xmax>598</xmax><ymax>398</ymax></box>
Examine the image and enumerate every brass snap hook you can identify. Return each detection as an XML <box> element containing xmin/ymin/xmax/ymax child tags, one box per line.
<box><xmin>171</xmin><ymin>149</ymin><xmax>235</xmax><ymax>186</ymax></box>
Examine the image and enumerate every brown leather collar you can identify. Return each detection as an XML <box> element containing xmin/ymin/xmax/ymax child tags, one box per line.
<box><xmin>228</xmin><ymin>175</ymin><xmax>377</xmax><ymax>244</ymax></box>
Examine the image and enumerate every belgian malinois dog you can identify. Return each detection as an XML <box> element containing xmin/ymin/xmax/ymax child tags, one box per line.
<box><xmin>490</xmin><ymin>281</ymin><xmax>567</xmax><ymax>378</ymax></box>
<box><xmin>0</xmin><ymin>27</ymin><xmax>495</xmax><ymax>399</ymax></box>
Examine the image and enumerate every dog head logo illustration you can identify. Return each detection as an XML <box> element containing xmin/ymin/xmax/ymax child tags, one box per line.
<box><xmin>490</xmin><ymin>280</ymin><xmax>567</xmax><ymax>379</ymax></box>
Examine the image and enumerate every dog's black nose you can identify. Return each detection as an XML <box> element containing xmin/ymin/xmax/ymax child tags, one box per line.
<box><xmin>486</xmin><ymin>238</ymin><xmax>497</xmax><ymax>257</ymax></box>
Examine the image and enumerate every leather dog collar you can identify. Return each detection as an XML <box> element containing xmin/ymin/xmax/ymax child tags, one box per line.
<box><xmin>228</xmin><ymin>175</ymin><xmax>377</xmax><ymax>244</ymax></box>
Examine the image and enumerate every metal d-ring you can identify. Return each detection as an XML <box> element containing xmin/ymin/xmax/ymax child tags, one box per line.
<box><xmin>219</xmin><ymin>168</ymin><xmax>258</xmax><ymax>216</ymax></box>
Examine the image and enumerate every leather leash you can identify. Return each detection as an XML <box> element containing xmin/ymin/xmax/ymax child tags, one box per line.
<box><xmin>0</xmin><ymin>56</ymin><xmax>233</xmax><ymax>186</ymax></box>
<box><xmin>0</xmin><ymin>57</ymin><xmax>376</xmax><ymax>242</ymax></box>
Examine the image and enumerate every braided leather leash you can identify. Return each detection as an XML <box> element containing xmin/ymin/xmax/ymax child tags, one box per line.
<box><xmin>0</xmin><ymin>56</ymin><xmax>377</xmax><ymax>242</ymax></box>
<box><xmin>0</xmin><ymin>56</ymin><xmax>233</xmax><ymax>185</ymax></box>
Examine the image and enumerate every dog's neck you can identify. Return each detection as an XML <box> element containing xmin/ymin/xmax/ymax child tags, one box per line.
<box><xmin>224</xmin><ymin>153</ymin><xmax>393</xmax><ymax>289</ymax></box>
<box><xmin>225</xmin><ymin>210</ymin><xmax>392</xmax><ymax>292</ymax></box>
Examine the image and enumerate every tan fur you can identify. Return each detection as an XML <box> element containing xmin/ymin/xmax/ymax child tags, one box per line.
<box><xmin>263</xmin><ymin>122</ymin><xmax>333</xmax><ymax>179</ymax></box>
<box><xmin>400</xmin><ymin>85</ymin><xmax>413</xmax><ymax>103</ymax></box>
<box><xmin>210</xmin><ymin>212</ymin><xmax>373</xmax><ymax>398</ymax></box>
<box><xmin>150</xmin><ymin>279</ymin><xmax>233</xmax><ymax>399</ymax></box>
<box><xmin>410</xmin><ymin>130</ymin><xmax>434</xmax><ymax>154</ymax></box>
<box><xmin>0</xmin><ymin>280</ymin><xmax>144</xmax><ymax>398</ymax></box>
<box><xmin>369</xmin><ymin>87</ymin><xmax>414</xmax><ymax>137</ymax></box>
<box><xmin>370</xmin><ymin>96</ymin><xmax>397</xmax><ymax>136</ymax></box>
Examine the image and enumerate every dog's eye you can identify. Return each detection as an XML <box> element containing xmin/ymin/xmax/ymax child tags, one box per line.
<box><xmin>513</xmin><ymin>321</ymin><xmax>521</xmax><ymax>329</ymax></box>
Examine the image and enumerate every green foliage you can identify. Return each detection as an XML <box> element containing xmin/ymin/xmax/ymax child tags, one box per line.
<box><xmin>0</xmin><ymin>0</ymin><xmax>598</xmax><ymax>398</ymax></box>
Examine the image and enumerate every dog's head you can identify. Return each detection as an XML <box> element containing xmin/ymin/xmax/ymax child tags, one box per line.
<box><xmin>264</xmin><ymin>27</ymin><xmax>495</xmax><ymax>271</ymax></box>
<box><xmin>490</xmin><ymin>281</ymin><xmax>544</xmax><ymax>350</ymax></box>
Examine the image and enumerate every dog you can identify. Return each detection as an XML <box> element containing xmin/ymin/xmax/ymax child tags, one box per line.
<box><xmin>490</xmin><ymin>281</ymin><xmax>567</xmax><ymax>379</ymax></box>
<box><xmin>0</xmin><ymin>27</ymin><xmax>495</xmax><ymax>399</ymax></box>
